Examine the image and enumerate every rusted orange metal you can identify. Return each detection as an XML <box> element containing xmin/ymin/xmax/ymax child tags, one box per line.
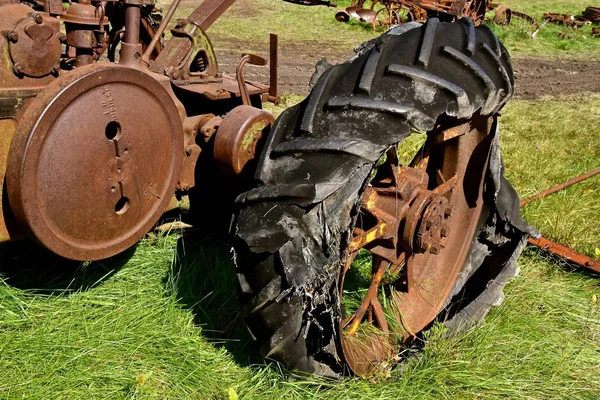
<box><xmin>214</xmin><ymin>105</ymin><xmax>274</xmax><ymax>176</ymax></box>
<box><xmin>339</xmin><ymin>116</ymin><xmax>493</xmax><ymax>375</ymax></box>
<box><xmin>520</xmin><ymin>167</ymin><xmax>600</xmax><ymax>207</ymax></box>
<box><xmin>339</xmin><ymin>0</ymin><xmax>490</xmax><ymax>27</ymax></box>
<box><xmin>0</xmin><ymin>0</ymin><xmax>279</xmax><ymax>260</ymax></box>
<box><xmin>529</xmin><ymin>237</ymin><xmax>600</xmax><ymax>273</ymax></box>
<box><xmin>521</xmin><ymin>167</ymin><xmax>600</xmax><ymax>273</ymax></box>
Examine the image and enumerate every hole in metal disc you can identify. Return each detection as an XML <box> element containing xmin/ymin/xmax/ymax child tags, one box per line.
<box><xmin>115</xmin><ymin>196</ymin><xmax>130</xmax><ymax>215</ymax></box>
<box><xmin>105</xmin><ymin>121</ymin><xmax>122</xmax><ymax>141</ymax></box>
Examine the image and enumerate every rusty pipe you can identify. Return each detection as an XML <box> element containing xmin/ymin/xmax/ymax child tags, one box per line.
<box><xmin>529</xmin><ymin>236</ymin><xmax>600</xmax><ymax>273</ymax></box>
<box><xmin>140</xmin><ymin>0</ymin><xmax>182</xmax><ymax>67</ymax></box>
<box><xmin>236</xmin><ymin>54</ymin><xmax>267</xmax><ymax>106</ymax></box>
<box><xmin>268</xmin><ymin>33</ymin><xmax>278</xmax><ymax>102</ymax></box>
<box><xmin>119</xmin><ymin>1</ymin><xmax>142</xmax><ymax>66</ymax></box>
<box><xmin>520</xmin><ymin>167</ymin><xmax>600</xmax><ymax>207</ymax></box>
<box><xmin>521</xmin><ymin>167</ymin><xmax>600</xmax><ymax>273</ymax></box>
<box><xmin>123</xmin><ymin>4</ymin><xmax>140</xmax><ymax>45</ymax></box>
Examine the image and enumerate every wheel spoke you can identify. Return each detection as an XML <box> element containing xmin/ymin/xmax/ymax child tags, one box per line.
<box><xmin>343</xmin><ymin>256</ymin><xmax>389</xmax><ymax>335</ymax></box>
<box><xmin>430</xmin><ymin>122</ymin><xmax>471</xmax><ymax>145</ymax></box>
<box><xmin>433</xmin><ymin>173</ymin><xmax>458</xmax><ymax>195</ymax></box>
<box><xmin>370</xmin><ymin>298</ymin><xmax>389</xmax><ymax>334</ymax></box>
<box><xmin>348</xmin><ymin>222</ymin><xmax>387</xmax><ymax>252</ymax></box>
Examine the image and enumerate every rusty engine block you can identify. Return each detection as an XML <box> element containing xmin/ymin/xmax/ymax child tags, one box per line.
<box><xmin>0</xmin><ymin>0</ymin><xmax>278</xmax><ymax>261</ymax></box>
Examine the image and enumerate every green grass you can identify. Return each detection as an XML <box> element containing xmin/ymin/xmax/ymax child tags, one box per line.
<box><xmin>1</xmin><ymin>1</ymin><xmax>599</xmax><ymax>398</ymax></box>
<box><xmin>167</xmin><ymin>0</ymin><xmax>600</xmax><ymax>60</ymax></box>
<box><xmin>501</xmin><ymin>93</ymin><xmax>600</xmax><ymax>258</ymax></box>
<box><xmin>1</xmin><ymin>94</ymin><xmax>599</xmax><ymax>398</ymax></box>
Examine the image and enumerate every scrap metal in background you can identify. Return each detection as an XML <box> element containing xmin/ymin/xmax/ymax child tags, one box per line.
<box><xmin>333</xmin><ymin>0</ymin><xmax>540</xmax><ymax>30</ymax></box>
<box><xmin>332</xmin><ymin>0</ymin><xmax>600</xmax><ymax>36</ymax></box>
<box><xmin>335</xmin><ymin>0</ymin><xmax>491</xmax><ymax>27</ymax></box>
<box><xmin>283</xmin><ymin>0</ymin><xmax>337</xmax><ymax>6</ymax></box>
<box><xmin>520</xmin><ymin>168</ymin><xmax>600</xmax><ymax>274</ymax></box>
<box><xmin>583</xmin><ymin>6</ymin><xmax>600</xmax><ymax>23</ymax></box>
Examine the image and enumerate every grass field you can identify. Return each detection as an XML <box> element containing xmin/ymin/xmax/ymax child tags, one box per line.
<box><xmin>196</xmin><ymin>0</ymin><xmax>600</xmax><ymax>59</ymax></box>
<box><xmin>1</xmin><ymin>1</ymin><xmax>600</xmax><ymax>399</ymax></box>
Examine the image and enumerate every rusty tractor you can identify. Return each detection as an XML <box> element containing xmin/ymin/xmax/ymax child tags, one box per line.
<box><xmin>1</xmin><ymin>0</ymin><xmax>534</xmax><ymax>378</ymax></box>
<box><xmin>0</xmin><ymin>0</ymin><xmax>280</xmax><ymax>261</ymax></box>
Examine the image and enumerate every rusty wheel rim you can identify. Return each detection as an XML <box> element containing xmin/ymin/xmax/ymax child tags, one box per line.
<box><xmin>371</xmin><ymin>6</ymin><xmax>404</xmax><ymax>30</ymax></box>
<box><xmin>339</xmin><ymin>115</ymin><xmax>494</xmax><ymax>376</ymax></box>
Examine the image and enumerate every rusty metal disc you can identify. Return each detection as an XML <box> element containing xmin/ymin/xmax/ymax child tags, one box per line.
<box><xmin>6</xmin><ymin>63</ymin><xmax>184</xmax><ymax>261</ymax></box>
<box><xmin>339</xmin><ymin>116</ymin><xmax>493</xmax><ymax>375</ymax></box>
<box><xmin>213</xmin><ymin>105</ymin><xmax>274</xmax><ymax>176</ymax></box>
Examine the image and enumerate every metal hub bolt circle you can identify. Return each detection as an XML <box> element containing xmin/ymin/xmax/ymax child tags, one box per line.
<box><xmin>339</xmin><ymin>117</ymin><xmax>493</xmax><ymax>376</ymax></box>
<box><xmin>6</xmin><ymin>63</ymin><xmax>184</xmax><ymax>261</ymax></box>
<box><xmin>416</xmin><ymin>196</ymin><xmax>450</xmax><ymax>253</ymax></box>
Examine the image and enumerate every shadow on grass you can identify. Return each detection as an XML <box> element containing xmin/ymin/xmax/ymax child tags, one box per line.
<box><xmin>169</xmin><ymin>231</ymin><xmax>257</xmax><ymax>368</ymax></box>
<box><xmin>0</xmin><ymin>238</ymin><xmax>133</xmax><ymax>293</ymax></box>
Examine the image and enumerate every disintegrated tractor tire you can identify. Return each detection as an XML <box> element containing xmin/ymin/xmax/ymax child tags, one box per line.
<box><xmin>233</xmin><ymin>19</ymin><xmax>534</xmax><ymax>377</ymax></box>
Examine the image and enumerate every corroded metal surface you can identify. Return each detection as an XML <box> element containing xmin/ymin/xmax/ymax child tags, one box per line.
<box><xmin>521</xmin><ymin>167</ymin><xmax>600</xmax><ymax>274</ymax></box>
<box><xmin>5</xmin><ymin>63</ymin><xmax>184</xmax><ymax>260</ymax></box>
<box><xmin>529</xmin><ymin>236</ymin><xmax>600</xmax><ymax>273</ymax></box>
<box><xmin>214</xmin><ymin>105</ymin><xmax>274</xmax><ymax>176</ymax></box>
<box><xmin>0</xmin><ymin>0</ymin><xmax>279</xmax><ymax>261</ymax></box>
<box><xmin>340</xmin><ymin>0</ymin><xmax>490</xmax><ymax>27</ymax></box>
<box><xmin>339</xmin><ymin>116</ymin><xmax>493</xmax><ymax>375</ymax></box>
<box><xmin>0</xmin><ymin>118</ymin><xmax>18</xmax><ymax>242</ymax></box>
<box><xmin>520</xmin><ymin>168</ymin><xmax>600</xmax><ymax>207</ymax></box>
<box><xmin>584</xmin><ymin>6</ymin><xmax>600</xmax><ymax>23</ymax></box>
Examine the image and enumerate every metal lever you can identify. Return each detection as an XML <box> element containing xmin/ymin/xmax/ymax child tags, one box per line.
<box><xmin>236</xmin><ymin>54</ymin><xmax>267</xmax><ymax>106</ymax></box>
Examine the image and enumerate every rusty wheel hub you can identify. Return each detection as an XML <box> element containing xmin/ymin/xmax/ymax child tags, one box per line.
<box><xmin>6</xmin><ymin>63</ymin><xmax>184</xmax><ymax>261</ymax></box>
<box><xmin>340</xmin><ymin>116</ymin><xmax>494</xmax><ymax>376</ymax></box>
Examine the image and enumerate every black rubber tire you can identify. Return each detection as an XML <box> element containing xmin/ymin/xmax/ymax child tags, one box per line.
<box><xmin>233</xmin><ymin>19</ymin><xmax>532</xmax><ymax>377</ymax></box>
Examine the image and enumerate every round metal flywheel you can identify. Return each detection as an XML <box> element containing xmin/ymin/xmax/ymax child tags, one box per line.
<box><xmin>6</xmin><ymin>63</ymin><xmax>184</xmax><ymax>261</ymax></box>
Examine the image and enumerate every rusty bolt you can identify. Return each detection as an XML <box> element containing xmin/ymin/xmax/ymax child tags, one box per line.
<box><xmin>430</xmin><ymin>245</ymin><xmax>441</xmax><ymax>255</ymax></box>
<box><xmin>32</xmin><ymin>13</ymin><xmax>43</xmax><ymax>24</ymax></box>
<box><xmin>6</xmin><ymin>31</ymin><xmax>18</xmax><ymax>43</ymax></box>
<box><xmin>13</xmin><ymin>62</ymin><xmax>23</xmax><ymax>75</ymax></box>
<box><xmin>440</xmin><ymin>225</ymin><xmax>449</xmax><ymax>237</ymax></box>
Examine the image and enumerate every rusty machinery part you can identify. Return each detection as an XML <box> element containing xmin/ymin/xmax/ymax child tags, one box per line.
<box><xmin>236</xmin><ymin>54</ymin><xmax>268</xmax><ymax>106</ymax></box>
<box><xmin>371</xmin><ymin>3</ymin><xmax>417</xmax><ymax>29</ymax></box>
<box><xmin>213</xmin><ymin>105</ymin><xmax>274</xmax><ymax>176</ymax></box>
<box><xmin>233</xmin><ymin>19</ymin><xmax>533</xmax><ymax>377</ymax></box>
<box><xmin>510</xmin><ymin>10</ymin><xmax>538</xmax><ymax>29</ymax></box>
<box><xmin>584</xmin><ymin>6</ymin><xmax>600</xmax><ymax>23</ymax></box>
<box><xmin>395</xmin><ymin>0</ymin><xmax>489</xmax><ymax>25</ymax></box>
<box><xmin>61</xmin><ymin>0</ymin><xmax>110</xmax><ymax>67</ymax></box>
<box><xmin>1</xmin><ymin>3</ymin><xmax>62</xmax><ymax>77</ymax></box>
<box><xmin>520</xmin><ymin>167</ymin><xmax>600</xmax><ymax>207</ymax></box>
<box><xmin>283</xmin><ymin>0</ymin><xmax>337</xmax><ymax>7</ymax></box>
<box><xmin>153</xmin><ymin>18</ymin><xmax>220</xmax><ymax>81</ymax></box>
<box><xmin>107</xmin><ymin>5</ymin><xmax>164</xmax><ymax>63</ymax></box>
<box><xmin>5</xmin><ymin>63</ymin><xmax>184</xmax><ymax>261</ymax></box>
<box><xmin>492</xmin><ymin>5</ymin><xmax>511</xmax><ymax>25</ymax></box>
<box><xmin>140</xmin><ymin>0</ymin><xmax>178</xmax><ymax>66</ymax></box>
<box><xmin>520</xmin><ymin>167</ymin><xmax>600</xmax><ymax>273</ymax></box>
<box><xmin>338</xmin><ymin>0</ymin><xmax>490</xmax><ymax>27</ymax></box>
<box><xmin>543</xmin><ymin>13</ymin><xmax>590</xmax><ymax>28</ymax></box>
<box><xmin>150</xmin><ymin>0</ymin><xmax>235</xmax><ymax>79</ymax></box>
<box><xmin>528</xmin><ymin>236</ymin><xmax>600</xmax><ymax>274</ymax></box>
